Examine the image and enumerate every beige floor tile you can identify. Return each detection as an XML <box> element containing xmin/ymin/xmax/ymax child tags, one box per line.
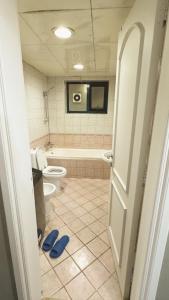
<box><xmin>99</xmin><ymin>231</ymin><xmax>110</xmax><ymax>246</ymax></box>
<box><xmin>51</xmin><ymin>287</ymin><xmax>71</xmax><ymax>299</ymax></box>
<box><xmin>84</xmin><ymin>260</ymin><xmax>110</xmax><ymax>289</ymax></box>
<box><xmin>73</xmin><ymin>206</ymin><xmax>87</xmax><ymax>217</ymax></box>
<box><xmin>90</xmin><ymin>208</ymin><xmax>106</xmax><ymax>219</ymax></box>
<box><xmin>65</xmin><ymin>201</ymin><xmax>79</xmax><ymax>210</ymax></box>
<box><xmin>64</xmin><ymin>187</ymin><xmax>74</xmax><ymax>194</ymax></box>
<box><xmin>99</xmin><ymin>194</ymin><xmax>109</xmax><ymax>202</ymax></box>
<box><xmin>99</xmin><ymin>214</ymin><xmax>109</xmax><ymax>226</ymax></box>
<box><xmin>83</xmin><ymin>192</ymin><xmax>97</xmax><ymax>201</ymax></box>
<box><xmin>78</xmin><ymin>188</ymin><xmax>89</xmax><ymax>196</ymax></box>
<box><xmin>98</xmin><ymin>276</ymin><xmax>122</xmax><ymax>300</ymax></box>
<box><xmin>72</xmin><ymin>246</ymin><xmax>95</xmax><ymax>270</ymax></box>
<box><xmin>50</xmin><ymin>197</ymin><xmax>63</xmax><ymax>208</ymax></box>
<box><xmin>55</xmin><ymin>205</ymin><xmax>69</xmax><ymax>216</ymax></box>
<box><xmin>41</xmin><ymin>269</ymin><xmax>62</xmax><ymax>297</ymax></box>
<box><xmin>54</xmin><ymin>256</ymin><xmax>80</xmax><ymax>285</ymax></box>
<box><xmin>44</xmin><ymin>225</ymin><xmax>51</xmax><ymax>234</ymax></box>
<box><xmin>45</xmin><ymin>249</ymin><xmax>69</xmax><ymax>268</ymax></box>
<box><xmin>76</xmin><ymin>227</ymin><xmax>96</xmax><ymax>244</ymax></box>
<box><xmin>87</xmin><ymin>237</ymin><xmax>108</xmax><ymax>258</ymax></box>
<box><xmin>66</xmin><ymin>235</ymin><xmax>83</xmax><ymax>255</ymax></box>
<box><xmin>99</xmin><ymin>249</ymin><xmax>116</xmax><ymax>274</ymax></box>
<box><xmin>46</xmin><ymin>210</ymin><xmax>57</xmax><ymax>221</ymax></box>
<box><xmin>61</xmin><ymin>211</ymin><xmax>76</xmax><ymax>225</ymax></box>
<box><xmin>40</xmin><ymin>254</ymin><xmax>52</xmax><ymax>275</ymax></box>
<box><xmin>92</xmin><ymin>189</ymin><xmax>105</xmax><ymax>197</ymax></box>
<box><xmin>72</xmin><ymin>183</ymin><xmax>83</xmax><ymax>191</ymax></box>
<box><xmin>85</xmin><ymin>185</ymin><xmax>97</xmax><ymax>192</ymax></box>
<box><xmin>75</xmin><ymin>196</ymin><xmax>89</xmax><ymax>205</ymax></box>
<box><xmin>70</xmin><ymin>192</ymin><xmax>82</xmax><ymax>201</ymax></box>
<box><xmin>80</xmin><ymin>213</ymin><xmax>96</xmax><ymax>225</ymax></box>
<box><xmin>68</xmin><ymin>218</ymin><xmax>86</xmax><ymax>233</ymax></box>
<box><xmin>89</xmin><ymin>292</ymin><xmax>103</xmax><ymax>300</ymax></box>
<box><xmin>48</xmin><ymin>216</ymin><xmax>65</xmax><ymax>230</ymax></box>
<box><xmin>58</xmin><ymin>194</ymin><xmax>72</xmax><ymax>203</ymax></box>
<box><xmin>40</xmin><ymin>178</ymin><xmax>120</xmax><ymax>299</ymax></box>
<box><xmin>99</xmin><ymin>203</ymin><xmax>108</xmax><ymax>212</ymax></box>
<box><xmin>82</xmin><ymin>201</ymin><xmax>96</xmax><ymax>212</ymax></box>
<box><xmin>89</xmin><ymin>221</ymin><xmax>106</xmax><ymax>235</ymax></box>
<box><xmin>65</xmin><ymin>273</ymin><xmax>95</xmax><ymax>300</ymax></box>
<box><xmin>58</xmin><ymin>225</ymin><xmax>74</xmax><ymax>237</ymax></box>
<box><xmin>92</xmin><ymin>197</ymin><xmax>105</xmax><ymax>207</ymax></box>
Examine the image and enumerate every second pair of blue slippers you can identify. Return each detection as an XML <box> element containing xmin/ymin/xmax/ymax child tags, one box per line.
<box><xmin>42</xmin><ymin>230</ymin><xmax>69</xmax><ymax>258</ymax></box>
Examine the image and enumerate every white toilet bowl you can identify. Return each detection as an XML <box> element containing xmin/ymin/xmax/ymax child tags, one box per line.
<box><xmin>31</xmin><ymin>148</ymin><xmax>67</xmax><ymax>192</ymax></box>
<box><xmin>43</xmin><ymin>166</ymin><xmax>67</xmax><ymax>191</ymax></box>
<box><xmin>43</xmin><ymin>182</ymin><xmax>56</xmax><ymax>215</ymax></box>
<box><xmin>43</xmin><ymin>182</ymin><xmax>56</xmax><ymax>201</ymax></box>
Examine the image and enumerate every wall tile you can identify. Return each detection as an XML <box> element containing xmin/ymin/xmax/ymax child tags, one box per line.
<box><xmin>47</xmin><ymin>158</ymin><xmax>110</xmax><ymax>179</ymax></box>
<box><xmin>24</xmin><ymin>67</ymin><xmax>114</xmax><ymax>148</ymax></box>
<box><xmin>47</xmin><ymin>76</ymin><xmax>115</xmax><ymax>136</ymax></box>
<box><xmin>23</xmin><ymin>62</ymin><xmax>49</xmax><ymax>143</ymax></box>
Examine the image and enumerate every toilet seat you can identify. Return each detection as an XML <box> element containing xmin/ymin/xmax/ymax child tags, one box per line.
<box><xmin>43</xmin><ymin>166</ymin><xmax>67</xmax><ymax>178</ymax></box>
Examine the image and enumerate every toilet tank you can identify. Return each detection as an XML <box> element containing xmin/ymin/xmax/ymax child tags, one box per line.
<box><xmin>30</xmin><ymin>148</ymin><xmax>38</xmax><ymax>169</ymax></box>
<box><xmin>36</xmin><ymin>148</ymin><xmax>48</xmax><ymax>171</ymax></box>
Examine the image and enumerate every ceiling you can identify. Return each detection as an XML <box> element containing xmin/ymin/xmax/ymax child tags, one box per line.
<box><xmin>18</xmin><ymin>0</ymin><xmax>135</xmax><ymax>77</ymax></box>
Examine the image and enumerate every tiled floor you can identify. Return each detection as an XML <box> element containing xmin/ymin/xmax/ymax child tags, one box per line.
<box><xmin>40</xmin><ymin>178</ymin><xmax>122</xmax><ymax>300</ymax></box>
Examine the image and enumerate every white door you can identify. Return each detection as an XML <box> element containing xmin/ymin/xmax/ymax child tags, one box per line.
<box><xmin>108</xmin><ymin>0</ymin><xmax>168</xmax><ymax>298</ymax></box>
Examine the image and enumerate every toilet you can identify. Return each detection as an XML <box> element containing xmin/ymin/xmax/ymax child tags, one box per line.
<box><xmin>31</xmin><ymin>148</ymin><xmax>67</xmax><ymax>192</ymax></box>
<box><xmin>43</xmin><ymin>182</ymin><xmax>56</xmax><ymax>216</ymax></box>
<box><xmin>43</xmin><ymin>182</ymin><xmax>56</xmax><ymax>201</ymax></box>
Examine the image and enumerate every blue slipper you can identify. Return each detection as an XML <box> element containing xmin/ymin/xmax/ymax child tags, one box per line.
<box><xmin>50</xmin><ymin>235</ymin><xmax>69</xmax><ymax>258</ymax></box>
<box><xmin>42</xmin><ymin>230</ymin><xmax>59</xmax><ymax>252</ymax></box>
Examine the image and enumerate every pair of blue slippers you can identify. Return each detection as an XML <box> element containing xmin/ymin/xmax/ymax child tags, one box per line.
<box><xmin>42</xmin><ymin>230</ymin><xmax>69</xmax><ymax>258</ymax></box>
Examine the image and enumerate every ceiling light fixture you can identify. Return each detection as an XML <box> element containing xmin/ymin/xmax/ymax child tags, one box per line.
<box><xmin>52</xmin><ymin>26</ymin><xmax>74</xmax><ymax>39</ymax></box>
<box><xmin>73</xmin><ymin>64</ymin><xmax>84</xmax><ymax>70</ymax></box>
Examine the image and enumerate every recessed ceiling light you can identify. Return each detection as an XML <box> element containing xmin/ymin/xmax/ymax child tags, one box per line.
<box><xmin>73</xmin><ymin>64</ymin><xmax>84</xmax><ymax>70</ymax></box>
<box><xmin>52</xmin><ymin>26</ymin><xmax>74</xmax><ymax>39</ymax></box>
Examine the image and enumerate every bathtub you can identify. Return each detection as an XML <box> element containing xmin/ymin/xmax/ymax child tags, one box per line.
<box><xmin>46</xmin><ymin>148</ymin><xmax>109</xmax><ymax>160</ymax></box>
<box><xmin>46</xmin><ymin>147</ymin><xmax>110</xmax><ymax>179</ymax></box>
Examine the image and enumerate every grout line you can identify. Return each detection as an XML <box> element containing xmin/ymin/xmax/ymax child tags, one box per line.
<box><xmin>41</xmin><ymin>178</ymin><xmax>114</xmax><ymax>298</ymax></box>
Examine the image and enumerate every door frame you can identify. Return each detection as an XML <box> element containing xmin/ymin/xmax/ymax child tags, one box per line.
<box><xmin>1</xmin><ymin>1</ymin><xmax>169</xmax><ymax>300</ymax></box>
<box><xmin>140</xmin><ymin>122</ymin><xmax>169</xmax><ymax>300</ymax></box>
<box><xmin>131</xmin><ymin>9</ymin><xmax>169</xmax><ymax>300</ymax></box>
<box><xmin>0</xmin><ymin>0</ymin><xmax>41</xmax><ymax>299</ymax></box>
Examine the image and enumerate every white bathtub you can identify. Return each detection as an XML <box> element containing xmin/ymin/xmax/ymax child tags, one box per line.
<box><xmin>46</xmin><ymin>147</ymin><xmax>111</xmax><ymax>179</ymax></box>
<box><xmin>46</xmin><ymin>147</ymin><xmax>110</xmax><ymax>160</ymax></box>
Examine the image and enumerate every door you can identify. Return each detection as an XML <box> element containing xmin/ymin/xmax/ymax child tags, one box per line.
<box><xmin>0</xmin><ymin>0</ymin><xmax>41</xmax><ymax>299</ymax></box>
<box><xmin>108</xmin><ymin>0</ymin><xmax>168</xmax><ymax>299</ymax></box>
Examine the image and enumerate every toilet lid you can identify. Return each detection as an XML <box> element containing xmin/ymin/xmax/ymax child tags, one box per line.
<box><xmin>43</xmin><ymin>166</ymin><xmax>66</xmax><ymax>176</ymax></box>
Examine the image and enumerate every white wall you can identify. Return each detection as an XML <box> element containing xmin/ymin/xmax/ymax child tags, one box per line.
<box><xmin>23</xmin><ymin>62</ymin><xmax>48</xmax><ymax>142</ymax></box>
<box><xmin>47</xmin><ymin>76</ymin><xmax>115</xmax><ymax>135</ymax></box>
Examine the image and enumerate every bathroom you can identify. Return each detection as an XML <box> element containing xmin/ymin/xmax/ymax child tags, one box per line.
<box><xmin>1</xmin><ymin>0</ymin><xmax>169</xmax><ymax>300</ymax></box>
<box><xmin>21</xmin><ymin>1</ymin><xmax>120</xmax><ymax>297</ymax></box>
